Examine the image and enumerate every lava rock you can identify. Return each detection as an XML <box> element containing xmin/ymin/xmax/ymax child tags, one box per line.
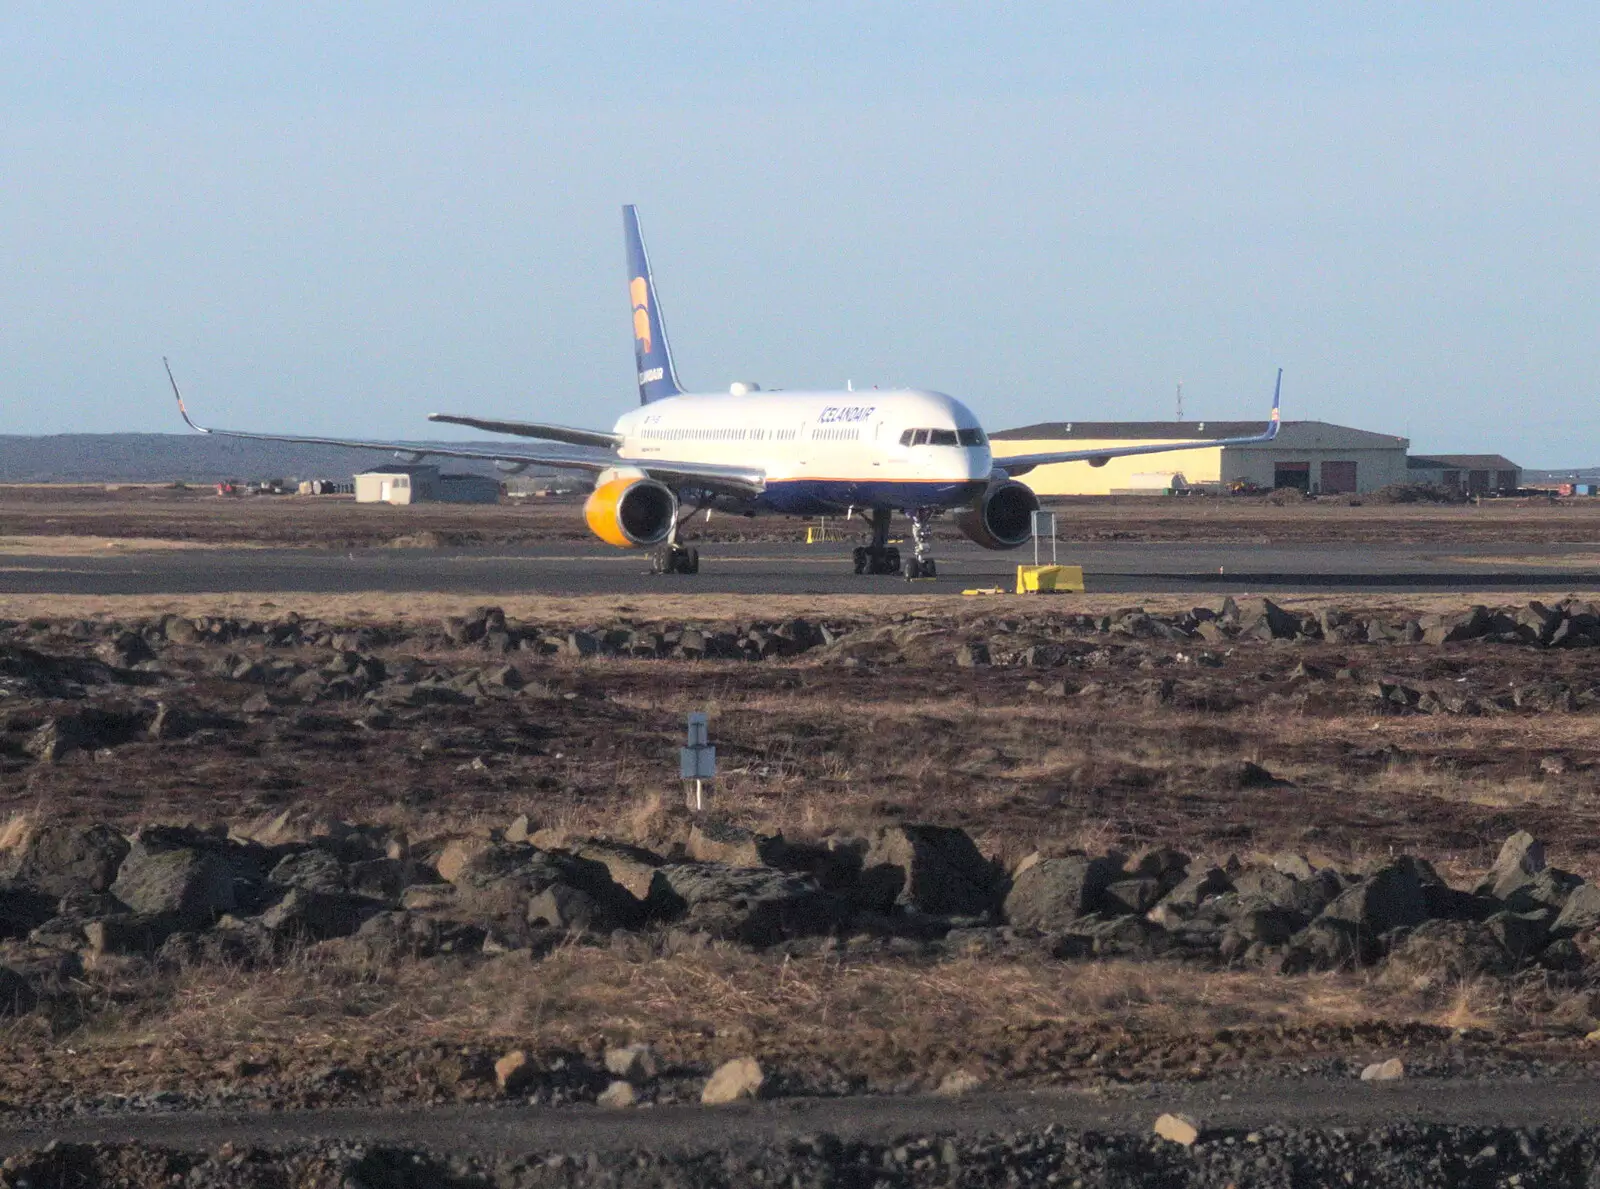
<box><xmin>257</xmin><ymin>887</ymin><xmax>384</xmax><ymax>941</ymax></box>
<box><xmin>1385</xmin><ymin>919</ymin><xmax>1516</xmax><ymax>979</ymax></box>
<box><xmin>860</xmin><ymin>825</ymin><xmax>1001</xmax><ymax>917</ymax></box>
<box><xmin>1319</xmin><ymin>861</ymin><xmax>1427</xmax><ymax>936</ymax></box>
<box><xmin>110</xmin><ymin>844</ymin><xmax>235</xmax><ymax>930</ymax></box>
<box><xmin>1552</xmin><ymin>883</ymin><xmax>1600</xmax><ymax>935</ymax></box>
<box><xmin>687</xmin><ymin>820</ymin><xmax>786</xmax><ymax>868</ymax></box>
<box><xmin>267</xmin><ymin>849</ymin><xmax>349</xmax><ymax>893</ymax></box>
<box><xmin>13</xmin><ymin>824</ymin><xmax>129</xmax><ymax>897</ymax></box>
<box><xmin>656</xmin><ymin>864</ymin><xmax>849</xmax><ymax>948</ymax></box>
<box><xmin>526</xmin><ymin>884</ymin><xmax>614</xmax><ymax>933</ymax></box>
<box><xmin>1005</xmin><ymin>856</ymin><xmax>1122</xmax><ymax>930</ymax></box>
<box><xmin>701</xmin><ymin>1056</ymin><xmax>764</xmax><ymax>1104</ymax></box>
<box><xmin>1477</xmin><ymin>831</ymin><xmax>1546</xmax><ymax>901</ymax></box>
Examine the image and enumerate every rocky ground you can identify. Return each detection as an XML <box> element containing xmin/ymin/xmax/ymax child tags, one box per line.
<box><xmin>13</xmin><ymin>1121</ymin><xmax>1600</xmax><ymax>1188</ymax></box>
<box><xmin>5</xmin><ymin>595</ymin><xmax>1600</xmax><ymax>1184</ymax></box>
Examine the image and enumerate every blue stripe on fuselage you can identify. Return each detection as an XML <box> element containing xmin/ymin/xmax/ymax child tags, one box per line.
<box><xmin>758</xmin><ymin>478</ymin><xmax>986</xmax><ymax>516</ymax></box>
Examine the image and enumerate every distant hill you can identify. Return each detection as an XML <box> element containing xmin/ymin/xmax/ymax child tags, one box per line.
<box><xmin>1526</xmin><ymin>468</ymin><xmax>1600</xmax><ymax>485</ymax></box>
<box><xmin>0</xmin><ymin>434</ymin><xmax>590</xmax><ymax>484</ymax></box>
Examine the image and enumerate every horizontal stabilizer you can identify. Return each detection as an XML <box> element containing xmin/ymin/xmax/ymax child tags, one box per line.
<box><xmin>428</xmin><ymin>414</ymin><xmax>622</xmax><ymax>449</ymax></box>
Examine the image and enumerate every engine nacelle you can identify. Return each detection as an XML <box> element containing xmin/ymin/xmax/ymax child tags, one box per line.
<box><xmin>954</xmin><ymin>480</ymin><xmax>1040</xmax><ymax>550</ymax></box>
<box><xmin>583</xmin><ymin>476</ymin><xmax>677</xmax><ymax>548</ymax></box>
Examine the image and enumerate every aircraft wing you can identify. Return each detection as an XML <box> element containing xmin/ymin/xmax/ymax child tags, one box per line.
<box><xmin>426</xmin><ymin>413</ymin><xmax>623</xmax><ymax>449</ymax></box>
<box><xmin>164</xmin><ymin>362</ymin><xmax>766</xmax><ymax>496</ymax></box>
<box><xmin>996</xmin><ymin>370</ymin><xmax>1283</xmax><ymax>477</ymax></box>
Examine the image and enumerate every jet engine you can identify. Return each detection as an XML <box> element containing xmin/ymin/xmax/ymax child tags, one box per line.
<box><xmin>583</xmin><ymin>475</ymin><xmax>677</xmax><ymax>548</ymax></box>
<box><xmin>954</xmin><ymin>479</ymin><xmax>1039</xmax><ymax>550</ymax></box>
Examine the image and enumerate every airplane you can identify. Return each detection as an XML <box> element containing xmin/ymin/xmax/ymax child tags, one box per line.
<box><xmin>167</xmin><ymin>205</ymin><xmax>1282</xmax><ymax>579</ymax></box>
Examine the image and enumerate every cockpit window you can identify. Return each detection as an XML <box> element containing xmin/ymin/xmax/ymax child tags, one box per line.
<box><xmin>901</xmin><ymin>427</ymin><xmax>984</xmax><ymax>447</ymax></box>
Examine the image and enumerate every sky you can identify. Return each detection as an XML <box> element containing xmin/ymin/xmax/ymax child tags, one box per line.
<box><xmin>1</xmin><ymin>4</ymin><xmax>1597</xmax><ymax>463</ymax></box>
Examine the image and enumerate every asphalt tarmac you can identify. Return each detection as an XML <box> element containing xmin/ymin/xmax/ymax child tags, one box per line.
<box><xmin>3</xmin><ymin>539</ymin><xmax>1600</xmax><ymax>596</ymax></box>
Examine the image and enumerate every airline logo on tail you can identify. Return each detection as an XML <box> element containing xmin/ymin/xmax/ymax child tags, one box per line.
<box><xmin>630</xmin><ymin>276</ymin><xmax>652</xmax><ymax>357</ymax></box>
<box><xmin>624</xmin><ymin>205</ymin><xmax>683</xmax><ymax>403</ymax></box>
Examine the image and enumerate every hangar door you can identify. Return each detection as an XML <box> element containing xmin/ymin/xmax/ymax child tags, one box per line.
<box><xmin>1319</xmin><ymin>461</ymin><xmax>1358</xmax><ymax>494</ymax></box>
<box><xmin>1273</xmin><ymin>462</ymin><xmax>1310</xmax><ymax>492</ymax></box>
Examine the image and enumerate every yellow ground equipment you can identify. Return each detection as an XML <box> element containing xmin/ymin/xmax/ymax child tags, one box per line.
<box><xmin>1015</xmin><ymin>510</ymin><xmax>1084</xmax><ymax>593</ymax></box>
<box><xmin>1016</xmin><ymin>564</ymin><xmax>1085</xmax><ymax>594</ymax></box>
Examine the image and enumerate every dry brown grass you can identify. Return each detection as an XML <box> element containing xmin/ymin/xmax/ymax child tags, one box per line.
<box><xmin>86</xmin><ymin>942</ymin><xmax>1477</xmax><ymax>1072</ymax></box>
<box><xmin>0</xmin><ymin>536</ymin><xmax>227</xmax><ymax>556</ymax></box>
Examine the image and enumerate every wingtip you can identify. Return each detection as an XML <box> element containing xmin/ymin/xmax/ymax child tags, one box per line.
<box><xmin>162</xmin><ymin>358</ymin><xmax>206</xmax><ymax>433</ymax></box>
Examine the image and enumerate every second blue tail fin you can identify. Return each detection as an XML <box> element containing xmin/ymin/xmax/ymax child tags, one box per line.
<box><xmin>624</xmin><ymin>205</ymin><xmax>683</xmax><ymax>404</ymax></box>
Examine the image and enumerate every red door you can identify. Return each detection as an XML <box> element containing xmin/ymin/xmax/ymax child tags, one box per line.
<box><xmin>1320</xmin><ymin>461</ymin><xmax>1357</xmax><ymax>494</ymax></box>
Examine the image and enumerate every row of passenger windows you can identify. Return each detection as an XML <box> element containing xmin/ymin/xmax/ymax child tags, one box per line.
<box><xmin>639</xmin><ymin>424</ymin><xmax>981</xmax><ymax>448</ymax></box>
<box><xmin>898</xmin><ymin>427</ymin><xmax>987</xmax><ymax>447</ymax></box>
<box><xmin>643</xmin><ymin>427</ymin><xmax>797</xmax><ymax>442</ymax></box>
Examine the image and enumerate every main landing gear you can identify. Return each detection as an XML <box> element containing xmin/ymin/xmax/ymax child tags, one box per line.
<box><xmin>852</xmin><ymin>508</ymin><xmax>901</xmax><ymax>575</ymax></box>
<box><xmin>651</xmin><ymin>507</ymin><xmax>700</xmax><ymax>574</ymax></box>
<box><xmin>851</xmin><ymin>507</ymin><xmax>939</xmax><ymax>579</ymax></box>
<box><xmin>651</xmin><ymin>543</ymin><xmax>699</xmax><ymax>574</ymax></box>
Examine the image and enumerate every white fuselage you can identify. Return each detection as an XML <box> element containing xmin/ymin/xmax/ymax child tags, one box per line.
<box><xmin>610</xmin><ymin>388</ymin><xmax>995</xmax><ymax>515</ymax></box>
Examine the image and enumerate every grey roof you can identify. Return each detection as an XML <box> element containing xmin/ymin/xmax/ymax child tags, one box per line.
<box><xmin>992</xmin><ymin>419</ymin><xmax>1408</xmax><ymax>450</ymax></box>
<box><xmin>1407</xmin><ymin>454</ymin><xmax>1521</xmax><ymax>471</ymax></box>
<box><xmin>354</xmin><ymin>463</ymin><xmax>441</xmax><ymax>476</ymax></box>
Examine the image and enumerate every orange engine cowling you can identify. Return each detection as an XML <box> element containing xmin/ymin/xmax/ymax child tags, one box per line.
<box><xmin>954</xmin><ymin>480</ymin><xmax>1039</xmax><ymax>550</ymax></box>
<box><xmin>583</xmin><ymin>476</ymin><xmax>677</xmax><ymax>548</ymax></box>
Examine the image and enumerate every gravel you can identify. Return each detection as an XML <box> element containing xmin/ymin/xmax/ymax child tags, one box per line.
<box><xmin>6</xmin><ymin>1121</ymin><xmax>1600</xmax><ymax>1187</ymax></box>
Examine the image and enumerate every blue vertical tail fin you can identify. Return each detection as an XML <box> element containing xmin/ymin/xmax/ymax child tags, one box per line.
<box><xmin>623</xmin><ymin>205</ymin><xmax>683</xmax><ymax>404</ymax></box>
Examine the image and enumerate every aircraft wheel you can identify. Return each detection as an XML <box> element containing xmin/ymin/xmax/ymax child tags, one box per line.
<box><xmin>921</xmin><ymin>558</ymin><xmax>936</xmax><ymax>578</ymax></box>
<box><xmin>684</xmin><ymin>548</ymin><xmax>700</xmax><ymax>575</ymax></box>
<box><xmin>853</xmin><ymin>547</ymin><xmax>868</xmax><ymax>575</ymax></box>
<box><xmin>904</xmin><ymin>558</ymin><xmax>922</xmax><ymax>579</ymax></box>
<box><xmin>884</xmin><ymin>547</ymin><xmax>901</xmax><ymax>574</ymax></box>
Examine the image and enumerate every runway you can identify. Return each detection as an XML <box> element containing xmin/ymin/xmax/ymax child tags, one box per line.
<box><xmin>4</xmin><ymin>539</ymin><xmax>1600</xmax><ymax>596</ymax></box>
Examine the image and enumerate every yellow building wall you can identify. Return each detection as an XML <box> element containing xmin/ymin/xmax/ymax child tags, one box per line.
<box><xmin>989</xmin><ymin>440</ymin><xmax>1223</xmax><ymax>496</ymax></box>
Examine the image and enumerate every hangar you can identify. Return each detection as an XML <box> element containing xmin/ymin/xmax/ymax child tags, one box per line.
<box><xmin>990</xmin><ymin>419</ymin><xmax>1411</xmax><ymax>496</ymax></box>
<box><xmin>353</xmin><ymin>465</ymin><xmax>501</xmax><ymax>505</ymax></box>
<box><xmin>1406</xmin><ymin>454</ymin><xmax>1522</xmax><ymax>496</ymax></box>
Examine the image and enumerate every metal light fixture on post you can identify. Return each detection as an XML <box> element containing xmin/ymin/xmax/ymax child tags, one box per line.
<box><xmin>680</xmin><ymin>712</ymin><xmax>716</xmax><ymax>811</ymax></box>
<box><xmin>1031</xmin><ymin>509</ymin><xmax>1058</xmax><ymax>567</ymax></box>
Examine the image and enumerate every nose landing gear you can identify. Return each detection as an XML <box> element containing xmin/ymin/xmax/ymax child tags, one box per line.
<box><xmin>904</xmin><ymin>509</ymin><xmax>937</xmax><ymax>580</ymax></box>
<box><xmin>850</xmin><ymin>507</ymin><xmax>940</xmax><ymax>578</ymax></box>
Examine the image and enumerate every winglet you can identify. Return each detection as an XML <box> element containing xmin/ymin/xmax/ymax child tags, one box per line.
<box><xmin>1266</xmin><ymin>367</ymin><xmax>1283</xmax><ymax>439</ymax></box>
<box><xmin>163</xmin><ymin>358</ymin><xmax>211</xmax><ymax>434</ymax></box>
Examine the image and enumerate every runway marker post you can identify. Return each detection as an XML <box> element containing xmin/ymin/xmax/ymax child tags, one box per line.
<box><xmin>680</xmin><ymin>712</ymin><xmax>716</xmax><ymax>812</ymax></box>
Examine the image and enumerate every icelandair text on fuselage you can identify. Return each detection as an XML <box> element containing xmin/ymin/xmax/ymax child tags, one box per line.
<box><xmin>638</xmin><ymin>368</ymin><xmax>664</xmax><ymax>384</ymax></box>
<box><xmin>817</xmin><ymin>406</ymin><xmax>876</xmax><ymax>424</ymax></box>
